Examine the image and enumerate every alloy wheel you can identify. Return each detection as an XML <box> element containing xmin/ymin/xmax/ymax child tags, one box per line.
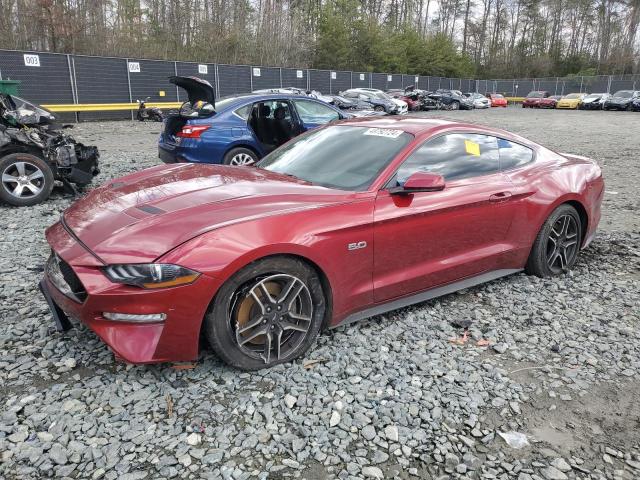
<box><xmin>545</xmin><ymin>214</ymin><xmax>579</xmax><ymax>273</ymax></box>
<box><xmin>2</xmin><ymin>161</ymin><xmax>45</xmax><ymax>199</ymax></box>
<box><xmin>230</xmin><ymin>274</ymin><xmax>313</xmax><ymax>365</ymax></box>
<box><xmin>229</xmin><ymin>153</ymin><xmax>255</xmax><ymax>166</ymax></box>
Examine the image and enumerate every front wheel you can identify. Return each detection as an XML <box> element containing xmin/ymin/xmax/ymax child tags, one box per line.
<box><xmin>525</xmin><ymin>204</ymin><xmax>582</xmax><ymax>277</ymax></box>
<box><xmin>0</xmin><ymin>153</ymin><xmax>54</xmax><ymax>207</ymax></box>
<box><xmin>203</xmin><ymin>257</ymin><xmax>327</xmax><ymax>370</ymax></box>
<box><xmin>374</xmin><ymin>105</ymin><xmax>385</xmax><ymax>112</ymax></box>
<box><xmin>223</xmin><ymin>147</ymin><xmax>258</xmax><ymax>166</ymax></box>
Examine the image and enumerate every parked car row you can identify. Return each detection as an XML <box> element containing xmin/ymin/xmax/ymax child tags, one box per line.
<box><xmin>521</xmin><ymin>90</ymin><xmax>640</xmax><ymax>110</ymax></box>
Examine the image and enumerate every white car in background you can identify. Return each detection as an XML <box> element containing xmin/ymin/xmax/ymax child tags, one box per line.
<box><xmin>465</xmin><ymin>92</ymin><xmax>491</xmax><ymax>109</ymax></box>
<box><xmin>252</xmin><ymin>87</ymin><xmax>334</xmax><ymax>104</ymax></box>
<box><xmin>341</xmin><ymin>88</ymin><xmax>408</xmax><ymax>114</ymax></box>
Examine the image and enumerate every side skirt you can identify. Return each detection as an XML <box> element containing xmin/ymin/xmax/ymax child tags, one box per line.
<box><xmin>334</xmin><ymin>269</ymin><xmax>522</xmax><ymax>328</ymax></box>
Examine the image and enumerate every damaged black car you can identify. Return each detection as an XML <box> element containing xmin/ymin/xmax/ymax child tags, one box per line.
<box><xmin>0</xmin><ymin>94</ymin><xmax>99</xmax><ymax>206</ymax></box>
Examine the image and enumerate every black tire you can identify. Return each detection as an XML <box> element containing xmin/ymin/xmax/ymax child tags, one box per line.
<box><xmin>450</xmin><ymin>101</ymin><xmax>460</xmax><ymax>110</ymax></box>
<box><xmin>0</xmin><ymin>153</ymin><xmax>54</xmax><ymax>207</ymax></box>
<box><xmin>222</xmin><ymin>147</ymin><xmax>258</xmax><ymax>166</ymax></box>
<box><xmin>150</xmin><ymin>112</ymin><xmax>164</xmax><ymax>122</ymax></box>
<box><xmin>525</xmin><ymin>204</ymin><xmax>582</xmax><ymax>278</ymax></box>
<box><xmin>374</xmin><ymin>105</ymin><xmax>385</xmax><ymax>112</ymax></box>
<box><xmin>203</xmin><ymin>256</ymin><xmax>327</xmax><ymax>370</ymax></box>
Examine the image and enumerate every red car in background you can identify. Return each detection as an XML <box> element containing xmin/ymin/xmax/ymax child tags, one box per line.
<box><xmin>538</xmin><ymin>95</ymin><xmax>562</xmax><ymax>109</ymax></box>
<box><xmin>41</xmin><ymin>117</ymin><xmax>603</xmax><ymax>370</ymax></box>
<box><xmin>487</xmin><ymin>93</ymin><xmax>508</xmax><ymax>107</ymax></box>
<box><xmin>387</xmin><ymin>89</ymin><xmax>421</xmax><ymax>111</ymax></box>
<box><xmin>522</xmin><ymin>91</ymin><xmax>550</xmax><ymax>108</ymax></box>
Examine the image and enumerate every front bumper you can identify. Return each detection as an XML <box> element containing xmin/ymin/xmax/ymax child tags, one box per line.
<box><xmin>41</xmin><ymin>221</ymin><xmax>220</xmax><ymax>363</ymax></box>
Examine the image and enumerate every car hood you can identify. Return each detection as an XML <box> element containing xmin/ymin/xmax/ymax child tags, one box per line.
<box><xmin>61</xmin><ymin>164</ymin><xmax>351</xmax><ymax>264</ymax></box>
<box><xmin>169</xmin><ymin>76</ymin><xmax>215</xmax><ymax>105</ymax></box>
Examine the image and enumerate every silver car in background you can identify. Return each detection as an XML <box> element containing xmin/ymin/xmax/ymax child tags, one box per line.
<box><xmin>465</xmin><ymin>92</ymin><xmax>491</xmax><ymax>109</ymax></box>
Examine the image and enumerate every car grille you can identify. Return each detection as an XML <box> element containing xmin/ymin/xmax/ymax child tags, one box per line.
<box><xmin>46</xmin><ymin>252</ymin><xmax>87</xmax><ymax>302</ymax></box>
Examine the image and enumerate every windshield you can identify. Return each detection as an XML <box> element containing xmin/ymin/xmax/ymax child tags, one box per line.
<box><xmin>613</xmin><ymin>90</ymin><xmax>632</xmax><ymax>98</ymax></box>
<box><xmin>257</xmin><ymin>125</ymin><xmax>412</xmax><ymax>191</ymax></box>
<box><xmin>492</xmin><ymin>94</ymin><xmax>504</xmax><ymax>98</ymax></box>
<box><xmin>564</xmin><ymin>93</ymin><xmax>581</xmax><ymax>99</ymax></box>
<box><xmin>215</xmin><ymin>96</ymin><xmax>244</xmax><ymax>110</ymax></box>
<box><xmin>584</xmin><ymin>94</ymin><xmax>600</xmax><ymax>100</ymax></box>
<box><xmin>527</xmin><ymin>92</ymin><xmax>544</xmax><ymax>98</ymax></box>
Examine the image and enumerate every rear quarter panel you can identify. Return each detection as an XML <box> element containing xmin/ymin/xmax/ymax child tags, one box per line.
<box><xmin>503</xmin><ymin>147</ymin><xmax>603</xmax><ymax>263</ymax></box>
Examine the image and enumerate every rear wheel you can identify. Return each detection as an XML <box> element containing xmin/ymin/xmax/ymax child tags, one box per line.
<box><xmin>223</xmin><ymin>147</ymin><xmax>258</xmax><ymax>166</ymax></box>
<box><xmin>0</xmin><ymin>153</ymin><xmax>54</xmax><ymax>207</ymax></box>
<box><xmin>525</xmin><ymin>204</ymin><xmax>582</xmax><ymax>277</ymax></box>
<box><xmin>203</xmin><ymin>257</ymin><xmax>326</xmax><ymax>370</ymax></box>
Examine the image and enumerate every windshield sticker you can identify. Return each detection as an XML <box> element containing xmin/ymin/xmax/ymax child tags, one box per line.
<box><xmin>464</xmin><ymin>139</ymin><xmax>481</xmax><ymax>156</ymax></box>
<box><xmin>364</xmin><ymin>128</ymin><xmax>404</xmax><ymax>138</ymax></box>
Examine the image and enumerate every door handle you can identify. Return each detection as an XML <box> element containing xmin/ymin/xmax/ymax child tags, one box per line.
<box><xmin>489</xmin><ymin>191</ymin><xmax>512</xmax><ymax>202</ymax></box>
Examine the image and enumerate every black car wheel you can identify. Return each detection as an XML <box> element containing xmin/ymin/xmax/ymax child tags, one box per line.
<box><xmin>374</xmin><ymin>105</ymin><xmax>385</xmax><ymax>112</ymax></box>
<box><xmin>450</xmin><ymin>101</ymin><xmax>460</xmax><ymax>110</ymax></box>
<box><xmin>0</xmin><ymin>153</ymin><xmax>54</xmax><ymax>207</ymax></box>
<box><xmin>203</xmin><ymin>256</ymin><xmax>327</xmax><ymax>370</ymax></box>
<box><xmin>525</xmin><ymin>204</ymin><xmax>582</xmax><ymax>278</ymax></box>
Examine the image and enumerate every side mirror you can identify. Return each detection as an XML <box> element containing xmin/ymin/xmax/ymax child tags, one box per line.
<box><xmin>389</xmin><ymin>172</ymin><xmax>445</xmax><ymax>195</ymax></box>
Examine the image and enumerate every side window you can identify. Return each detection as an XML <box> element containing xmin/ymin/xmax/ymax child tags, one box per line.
<box><xmin>234</xmin><ymin>104</ymin><xmax>252</xmax><ymax>120</ymax></box>
<box><xmin>497</xmin><ymin>138</ymin><xmax>533</xmax><ymax>170</ymax></box>
<box><xmin>396</xmin><ymin>133</ymin><xmax>500</xmax><ymax>184</ymax></box>
<box><xmin>292</xmin><ymin>100</ymin><xmax>339</xmax><ymax>124</ymax></box>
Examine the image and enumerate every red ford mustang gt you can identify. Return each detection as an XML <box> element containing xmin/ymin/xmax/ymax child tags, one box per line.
<box><xmin>41</xmin><ymin>117</ymin><xmax>604</xmax><ymax>370</ymax></box>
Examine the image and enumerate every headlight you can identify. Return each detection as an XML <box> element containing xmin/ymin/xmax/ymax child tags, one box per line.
<box><xmin>102</xmin><ymin>264</ymin><xmax>200</xmax><ymax>289</ymax></box>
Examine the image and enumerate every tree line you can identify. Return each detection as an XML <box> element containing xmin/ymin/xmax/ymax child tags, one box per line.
<box><xmin>1</xmin><ymin>0</ymin><xmax>638</xmax><ymax>79</ymax></box>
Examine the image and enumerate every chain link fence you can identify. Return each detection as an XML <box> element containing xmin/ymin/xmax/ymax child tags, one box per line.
<box><xmin>1</xmin><ymin>49</ymin><xmax>639</xmax><ymax>121</ymax></box>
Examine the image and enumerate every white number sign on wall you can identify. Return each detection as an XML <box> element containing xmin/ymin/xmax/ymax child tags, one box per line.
<box><xmin>23</xmin><ymin>54</ymin><xmax>40</xmax><ymax>67</ymax></box>
<box><xmin>296</xmin><ymin>70</ymin><xmax>303</xmax><ymax>79</ymax></box>
<box><xmin>387</xmin><ymin>75</ymin><xmax>392</xmax><ymax>82</ymax></box>
<box><xmin>198</xmin><ymin>64</ymin><xmax>208</xmax><ymax>74</ymax></box>
<box><xmin>128</xmin><ymin>62</ymin><xmax>141</xmax><ymax>73</ymax></box>
<box><xmin>359</xmin><ymin>73</ymin><xmax>365</xmax><ymax>81</ymax></box>
<box><xmin>331</xmin><ymin>72</ymin><xmax>336</xmax><ymax>79</ymax></box>
<box><xmin>252</xmin><ymin>67</ymin><xmax>261</xmax><ymax>77</ymax></box>
<box><xmin>415</xmin><ymin>76</ymin><xmax>419</xmax><ymax>83</ymax></box>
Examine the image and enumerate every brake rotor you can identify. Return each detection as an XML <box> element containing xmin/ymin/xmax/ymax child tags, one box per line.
<box><xmin>235</xmin><ymin>281</ymin><xmax>281</xmax><ymax>345</ymax></box>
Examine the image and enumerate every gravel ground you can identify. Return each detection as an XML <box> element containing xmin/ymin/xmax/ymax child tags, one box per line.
<box><xmin>0</xmin><ymin>108</ymin><xmax>638</xmax><ymax>480</ymax></box>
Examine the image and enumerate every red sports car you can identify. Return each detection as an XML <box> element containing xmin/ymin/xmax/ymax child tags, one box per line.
<box><xmin>522</xmin><ymin>91</ymin><xmax>550</xmax><ymax>108</ymax></box>
<box><xmin>538</xmin><ymin>95</ymin><xmax>562</xmax><ymax>109</ymax></box>
<box><xmin>41</xmin><ymin>117</ymin><xmax>604</xmax><ymax>370</ymax></box>
<box><xmin>487</xmin><ymin>93</ymin><xmax>508</xmax><ymax>107</ymax></box>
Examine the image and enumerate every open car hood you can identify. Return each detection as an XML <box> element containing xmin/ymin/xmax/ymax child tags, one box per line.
<box><xmin>169</xmin><ymin>76</ymin><xmax>215</xmax><ymax>105</ymax></box>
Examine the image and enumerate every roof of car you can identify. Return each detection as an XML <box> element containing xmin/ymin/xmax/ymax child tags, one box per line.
<box><xmin>338</xmin><ymin>116</ymin><xmax>474</xmax><ymax>135</ymax></box>
<box><xmin>216</xmin><ymin>93</ymin><xmax>331</xmax><ymax>110</ymax></box>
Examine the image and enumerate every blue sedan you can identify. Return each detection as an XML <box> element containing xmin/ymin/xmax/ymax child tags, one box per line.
<box><xmin>159</xmin><ymin>77</ymin><xmax>347</xmax><ymax>165</ymax></box>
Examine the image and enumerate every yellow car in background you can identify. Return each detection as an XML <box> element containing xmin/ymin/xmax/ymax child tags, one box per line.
<box><xmin>556</xmin><ymin>93</ymin><xmax>587</xmax><ymax>109</ymax></box>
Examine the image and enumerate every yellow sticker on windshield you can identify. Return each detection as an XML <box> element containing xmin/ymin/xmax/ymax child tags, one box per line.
<box><xmin>464</xmin><ymin>139</ymin><xmax>480</xmax><ymax>156</ymax></box>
